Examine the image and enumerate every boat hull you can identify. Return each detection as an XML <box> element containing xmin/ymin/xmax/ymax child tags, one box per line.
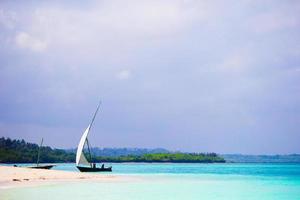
<box><xmin>77</xmin><ymin>166</ymin><xmax>112</xmax><ymax>172</ymax></box>
<box><xmin>28</xmin><ymin>164</ymin><xmax>55</xmax><ymax>170</ymax></box>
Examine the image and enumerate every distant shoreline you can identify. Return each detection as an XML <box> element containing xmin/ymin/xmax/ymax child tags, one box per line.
<box><xmin>2</xmin><ymin>138</ymin><xmax>300</xmax><ymax>164</ymax></box>
<box><xmin>2</xmin><ymin>161</ymin><xmax>300</xmax><ymax>165</ymax></box>
<box><xmin>1</xmin><ymin>137</ymin><xmax>224</xmax><ymax>163</ymax></box>
<box><xmin>222</xmin><ymin>154</ymin><xmax>300</xmax><ymax>163</ymax></box>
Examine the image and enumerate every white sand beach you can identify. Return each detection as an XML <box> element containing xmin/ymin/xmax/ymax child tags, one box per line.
<box><xmin>0</xmin><ymin>166</ymin><xmax>124</xmax><ymax>189</ymax></box>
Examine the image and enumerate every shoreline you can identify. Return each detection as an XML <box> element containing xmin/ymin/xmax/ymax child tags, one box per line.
<box><xmin>0</xmin><ymin>166</ymin><xmax>129</xmax><ymax>190</ymax></box>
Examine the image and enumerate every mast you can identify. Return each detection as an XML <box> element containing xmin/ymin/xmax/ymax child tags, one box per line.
<box><xmin>89</xmin><ymin>101</ymin><xmax>101</xmax><ymax>130</ymax></box>
<box><xmin>36</xmin><ymin>138</ymin><xmax>43</xmax><ymax>166</ymax></box>
<box><xmin>86</xmin><ymin>101</ymin><xmax>101</xmax><ymax>164</ymax></box>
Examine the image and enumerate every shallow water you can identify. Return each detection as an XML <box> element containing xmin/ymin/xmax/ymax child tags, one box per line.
<box><xmin>2</xmin><ymin>163</ymin><xmax>300</xmax><ymax>200</ymax></box>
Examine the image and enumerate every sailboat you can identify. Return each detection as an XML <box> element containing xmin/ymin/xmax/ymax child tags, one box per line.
<box><xmin>29</xmin><ymin>138</ymin><xmax>55</xmax><ymax>169</ymax></box>
<box><xmin>76</xmin><ymin>102</ymin><xmax>112</xmax><ymax>172</ymax></box>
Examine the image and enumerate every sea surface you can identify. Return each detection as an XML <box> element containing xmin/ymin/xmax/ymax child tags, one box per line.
<box><xmin>2</xmin><ymin>163</ymin><xmax>300</xmax><ymax>200</ymax></box>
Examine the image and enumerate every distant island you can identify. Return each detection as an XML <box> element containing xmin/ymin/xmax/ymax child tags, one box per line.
<box><xmin>2</xmin><ymin>137</ymin><xmax>299</xmax><ymax>164</ymax></box>
<box><xmin>65</xmin><ymin>147</ymin><xmax>170</xmax><ymax>157</ymax></box>
<box><xmin>0</xmin><ymin>137</ymin><xmax>225</xmax><ymax>163</ymax></box>
<box><xmin>222</xmin><ymin>154</ymin><xmax>300</xmax><ymax>163</ymax></box>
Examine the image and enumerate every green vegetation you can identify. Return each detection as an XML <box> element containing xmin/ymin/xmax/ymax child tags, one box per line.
<box><xmin>66</xmin><ymin>147</ymin><xmax>170</xmax><ymax>157</ymax></box>
<box><xmin>0</xmin><ymin>137</ymin><xmax>75</xmax><ymax>163</ymax></box>
<box><xmin>94</xmin><ymin>153</ymin><xmax>225</xmax><ymax>163</ymax></box>
<box><xmin>0</xmin><ymin>137</ymin><xmax>225</xmax><ymax>163</ymax></box>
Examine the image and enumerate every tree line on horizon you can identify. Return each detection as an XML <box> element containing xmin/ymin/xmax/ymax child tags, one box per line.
<box><xmin>65</xmin><ymin>147</ymin><xmax>170</xmax><ymax>157</ymax></box>
<box><xmin>0</xmin><ymin>137</ymin><xmax>225</xmax><ymax>163</ymax></box>
<box><xmin>0</xmin><ymin>137</ymin><xmax>75</xmax><ymax>163</ymax></box>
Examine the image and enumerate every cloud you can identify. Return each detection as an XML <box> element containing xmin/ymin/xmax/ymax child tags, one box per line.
<box><xmin>15</xmin><ymin>32</ymin><xmax>47</xmax><ymax>52</ymax></box>
<box><xmin>32</xmin><ymin>0</ymin><xmax>202</xmax><ymax>36</ymax></box>
<box><xmin>218</xmin><ymin>49</ymin><xmax>253</xmax><ymax>74</ymax></box>
<box><xmin>116</xmin><ymin>69</ymin><xmax>131</xmax><ymax>80</ymax></box>
<box><xmin>221</xmin><ymin>54</ymin><xmax>246</xmax><ymax>71</ymax></box>
<box><xmin>8</xmin><ymin>0</ymin><xmax>211</xmax><ymax>56</ymax></box>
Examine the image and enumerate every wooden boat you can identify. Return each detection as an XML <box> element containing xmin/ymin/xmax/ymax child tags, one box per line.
<box><xmin>28</xmin><ymin>164</ymin><xmax>55</xmax><ymax>170</ymax></box>
<box><xmin>28</xmin><ymin>138</ymin><xmax>55</xmax><ymax>170</ymax></box>
<box><xmin>76</xmin><ymin>102</ymin><xmax>112</xmax><ymax>172</ymax></box>
<box><xmin>77</xmin><ymin>165</ymin><xmax>112</xmax><ymax>172</ymax></box>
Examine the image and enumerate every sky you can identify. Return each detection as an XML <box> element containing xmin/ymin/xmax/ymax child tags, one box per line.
<box><xmin>0</xmin><ymin>0</ymin><xmax>299</xmax><ymax>154</ymax></box>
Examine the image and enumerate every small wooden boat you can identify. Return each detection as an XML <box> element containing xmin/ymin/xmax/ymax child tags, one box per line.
<box><xmin>28</xmin><ymin>164</ymin><xmax>55</xmax><ymax>170</ymax></box>
<box><xmin>28</xmin><ymin>138</ymin><xmax>55</xmax><ymax>170</ymax></box>
<box><xmin>76</xmin><ymin>101</ymin><xmax>112</xmax><ymax>172</ymax></box>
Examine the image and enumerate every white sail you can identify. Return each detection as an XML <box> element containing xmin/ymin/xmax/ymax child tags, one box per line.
<box><xmin>76</xmin><ymin>102</ymin><xmax>101</xmax><ymax>168</ymax></box>
<box><xmin>76</xmin><ymin>125</ymin><xmax>91</xmax><ymax>166</ymax></box>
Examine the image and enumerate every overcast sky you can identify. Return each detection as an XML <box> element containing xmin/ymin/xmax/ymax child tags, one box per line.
<box><xmin>0</xmin><ymin>0</ymin><xmax>299</xmax><ymax>154</ymax></box>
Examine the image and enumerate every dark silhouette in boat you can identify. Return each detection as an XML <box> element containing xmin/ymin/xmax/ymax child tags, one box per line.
<box><xmin>77</xmin><ymin>163</ymin><xmax>112</xmax><ymax>172</ymax></box>
<box><xmin>76</xmin><ymin>102</ymin><xmax>112</xmax><ymax>172</ymax></box>
<box><xmin>28</xmin><ymin>138</ymin><xmax>55</xmax><ymax>170</ymax></box>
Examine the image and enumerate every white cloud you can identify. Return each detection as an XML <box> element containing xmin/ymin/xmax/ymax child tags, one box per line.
<box><xmin>219</xmin><ymin>50</ymin><xmax>252</xmax><ymax>74</ymax></box>
<box><xmin>15</xmin><ymin>32</ymin><xmax>47</xmax><ymax>52</ymax></box>
<box><xmin>221</xmin><ymin>54</ymin><xmax>245</xmax><ymax>70</ymax></box>
<box><xmin>45</xmin><ymin>1</ymin><xmax>198</xmax><ymax>34</ymax></box>
<box><xmin>10</xmin><ymin>0</ymin><xmax>211</xmax><ymax>55</ymax></box>
<box><xmin>116</xmin><ymin>69</ymin><xmax>131</xmax><ymax>80</ymax></box>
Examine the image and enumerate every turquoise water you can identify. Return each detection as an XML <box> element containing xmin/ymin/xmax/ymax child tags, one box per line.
<box><xmin>2</xmin><ymin>163</ymin><xmax>300</xmax><ymax>200</ymax></box>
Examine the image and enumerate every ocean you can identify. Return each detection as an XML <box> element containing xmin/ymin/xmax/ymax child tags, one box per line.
<box><xmin>2</xmin><ymin>163</ymin><xmax>300</xmax><ymax>200</ymax></box>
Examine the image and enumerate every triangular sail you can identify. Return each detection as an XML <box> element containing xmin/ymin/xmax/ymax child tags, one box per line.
<box><xmin>76</xmin><ymin>102</ymin><xmax>101</xmax><ymax>167</ymax></box>
<box><xmin>76</xmin><ymin>125</ymin><xmax>92</xmax><ymax>166</ymax></box>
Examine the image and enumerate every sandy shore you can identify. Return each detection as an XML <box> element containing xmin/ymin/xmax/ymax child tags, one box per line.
<box><xmin>0</xmin><ymin>165</ymin><xmax>124</xmax><ymax>189</ymax></box>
